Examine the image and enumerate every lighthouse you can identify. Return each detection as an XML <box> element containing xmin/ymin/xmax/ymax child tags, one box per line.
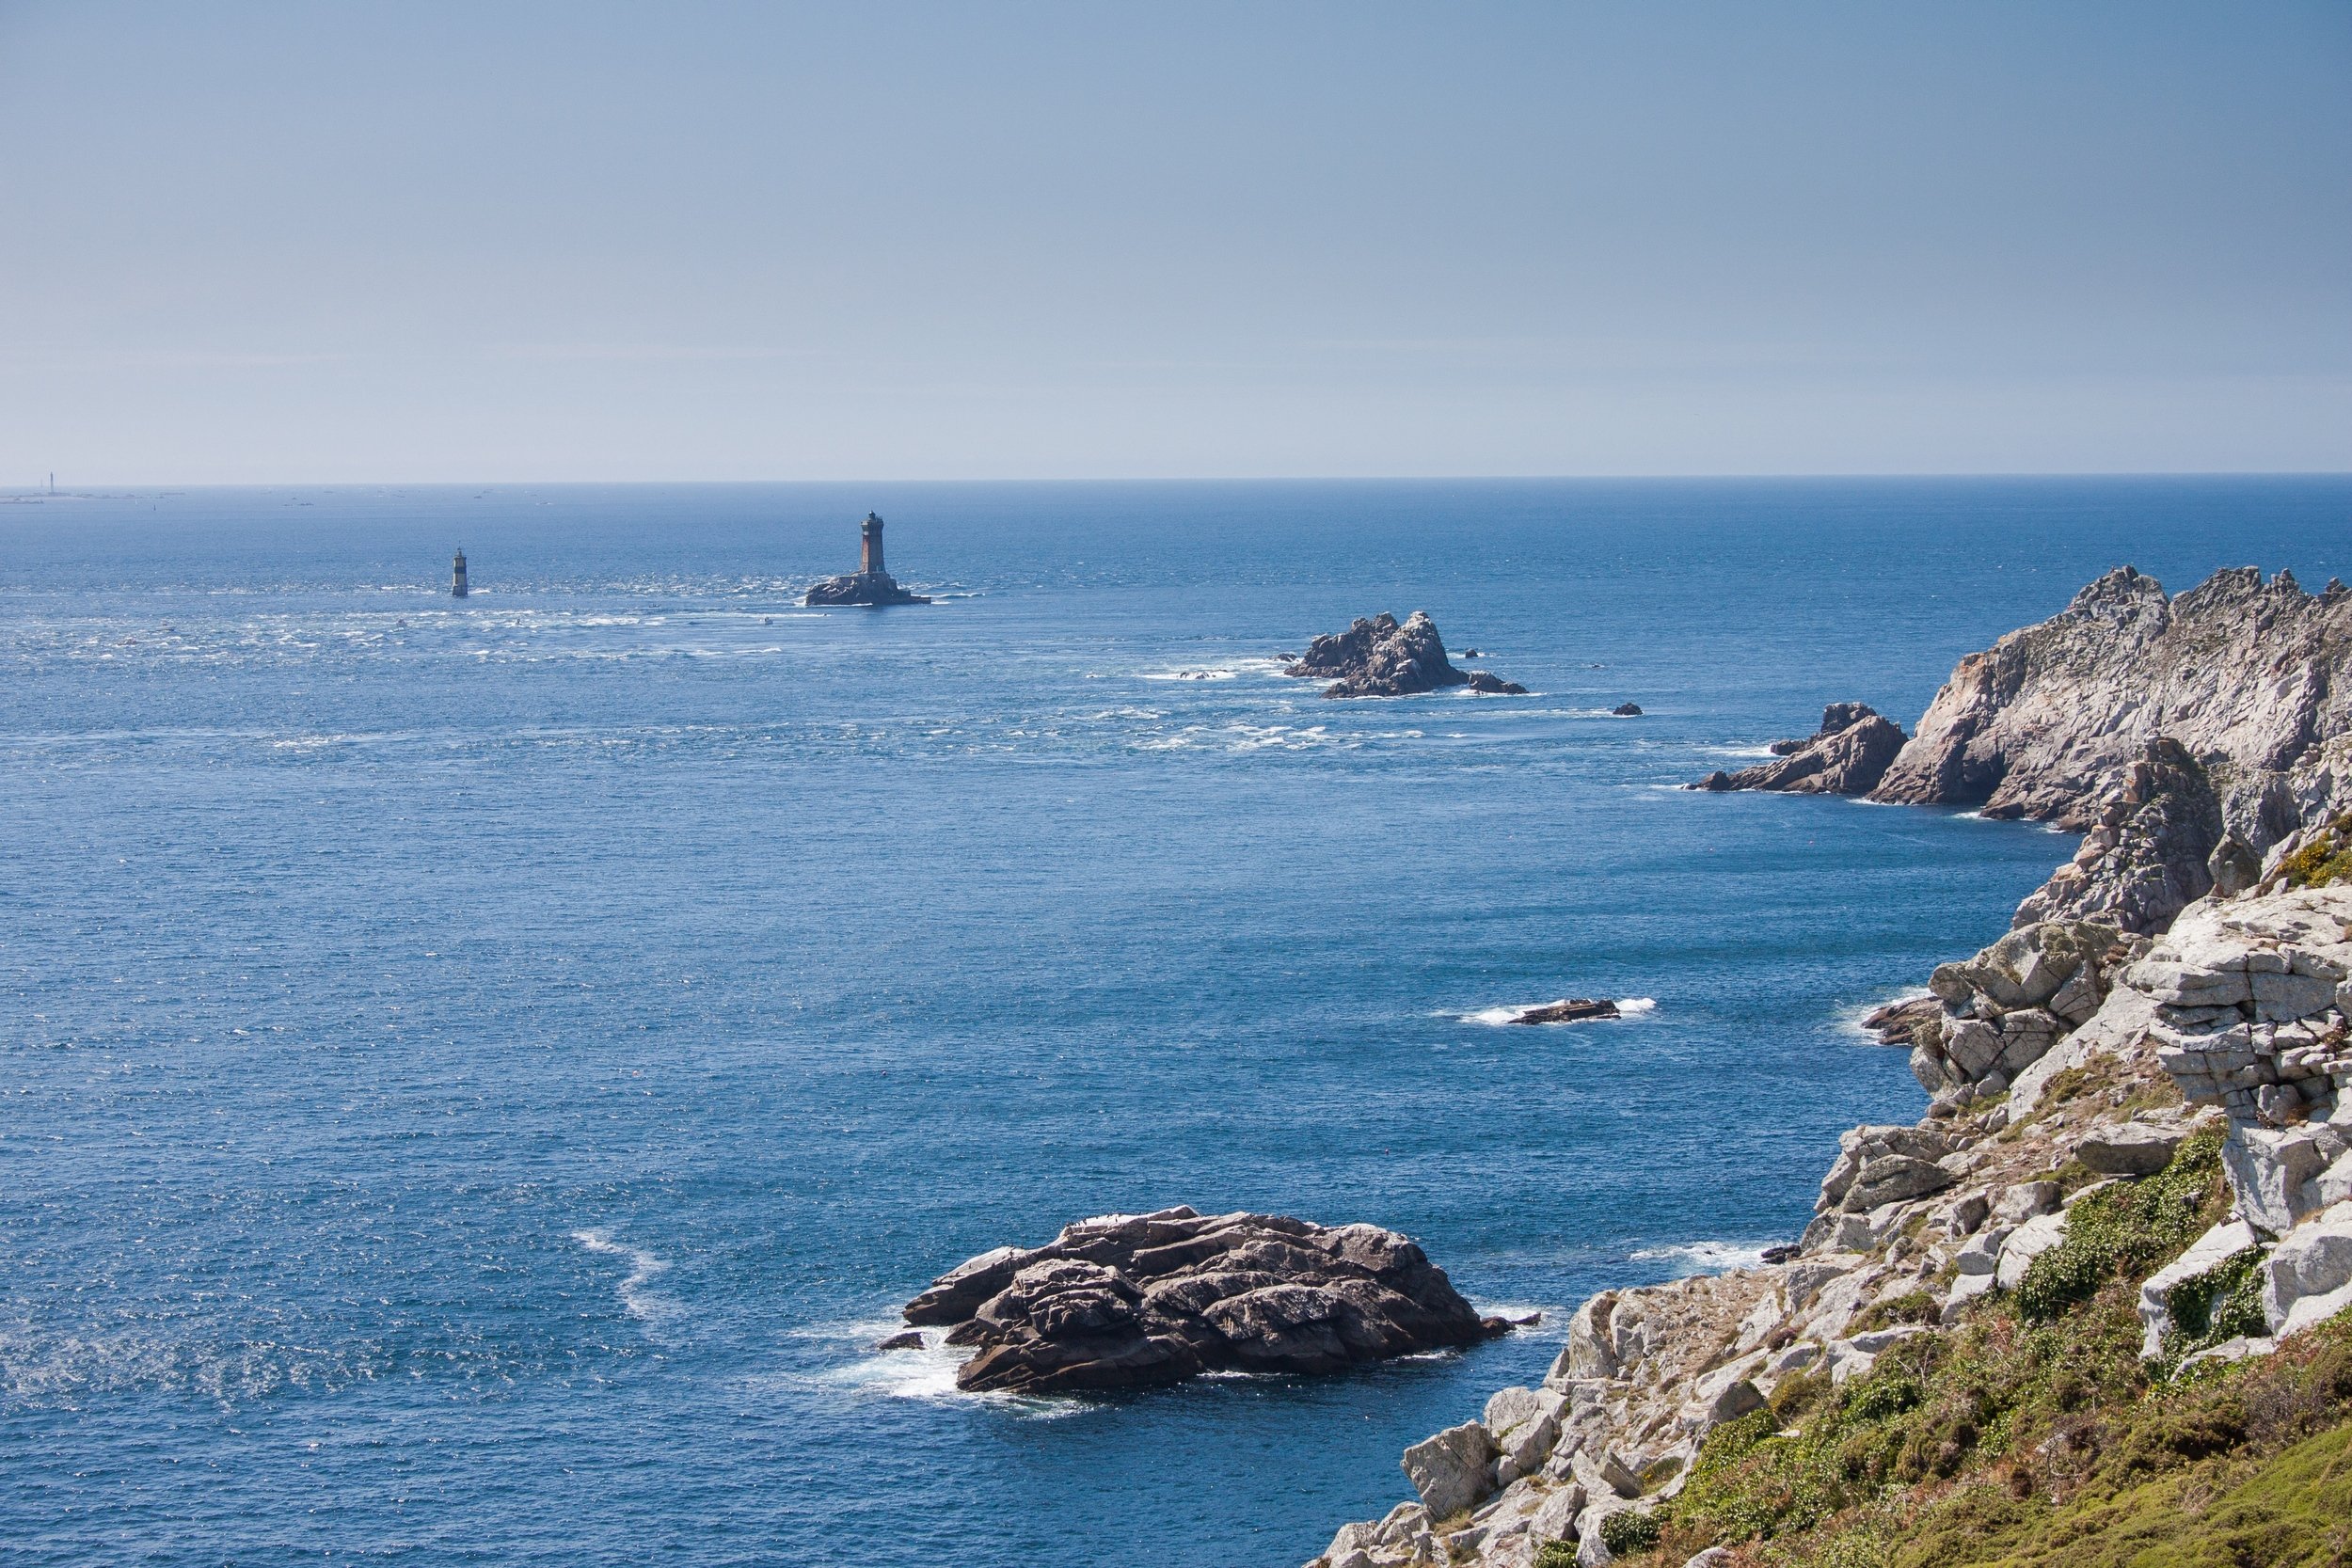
<box><xmin>803</xmin><ymin>513</ymin><xmax>930</xmax><ymax>607</ymax></box>
<box><xmin>452</xmin><ymin>549</ymin><xmax>469</xmax><ymax>598</ymax></box>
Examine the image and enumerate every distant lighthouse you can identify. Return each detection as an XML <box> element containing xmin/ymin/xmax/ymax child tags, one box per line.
<box><xmin>803</xmin><ymin>512</ymin><xmax>930</xmax><ymax>606</ymax></box>
<box><xmin>452</xmin><ymin>549</ymin><xmax>469</xmax><ymax>598</ymax></box>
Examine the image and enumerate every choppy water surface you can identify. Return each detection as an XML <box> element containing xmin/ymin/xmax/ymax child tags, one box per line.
<box><xmin>5</xmin><ymin>478</ymin><xmax>2347</xmax><ymax>1565</ymax></box>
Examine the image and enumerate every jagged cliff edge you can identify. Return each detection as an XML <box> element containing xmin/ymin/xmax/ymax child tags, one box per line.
<box><xmin>1310</xmin><ymin>566</ymin><xmax>2352</xmax><ymax>1568</ymax></box>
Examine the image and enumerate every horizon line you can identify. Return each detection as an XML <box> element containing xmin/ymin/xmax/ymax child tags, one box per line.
<box><xmin>8</xmin><ymin>468</ymin><xmax>2352</xmax><ymax>493</ymax></box>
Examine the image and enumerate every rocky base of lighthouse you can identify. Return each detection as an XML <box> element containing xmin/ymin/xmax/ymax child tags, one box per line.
<box><xmin>803</xmin><ymin>570</ymin><xmax>930</xmax><ymax>607</ymax></box>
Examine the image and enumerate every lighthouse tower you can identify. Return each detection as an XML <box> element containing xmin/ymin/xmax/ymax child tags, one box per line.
<box><xmin>452</xmin><ymin>549</ymin><xmax>469</xmax><ymax>598</ymax></box>
<box><xmin>860</xmin><ymin>513</ymin><xmax>885</xmax><ymax>577</ymax></box>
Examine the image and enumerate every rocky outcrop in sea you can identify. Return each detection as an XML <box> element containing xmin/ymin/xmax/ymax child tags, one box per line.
<box><xmin>1305</xmin><ymin>563</ymin><xmax>2352</xmax><ymax>1568</ymax></box>
<box><xmin>1287</xmin><ymin>612</ymin><xmax>1526</xmax><ymax>698</ymax></box>
<box><xmin>1691</xmin><ymin>702</ymin><xmax>1906</xmax><ymax>796</ymax></box>
<box><xmin>901</xmin><ymin>1207</ymin><xmax>1508</xmax><ymax>1395</ymax></box>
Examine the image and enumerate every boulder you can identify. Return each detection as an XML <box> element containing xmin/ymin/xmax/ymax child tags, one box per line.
<box><xmin>2076</xmin><ymin>1123</ymin><xmax>2187</xmax><ymax>1177</ymax></box>
<box><xmin>1402</xmin><ymin>1420</ymin><xmax>1499</xmax><ymax>1518</ymax></box>
<box><xmin>906</xmin><ymin>1207</ymin><xmax>1504</xmax><ymax>1394</ymax></box>
<box><xmin>2262</xmin><ymin>1201</ymin><xmax>2352</xmax><ymax>1337</ymax></box>
<box><xmin>1840</xmin><ymin>1155</ymin><xmax>1955</xmax><ymax>1212</ymax></box>
<box><xmin>1612</xmin><ymin>703</ymin><xmax>1644</xmax><ymax>717</ymax></box>
<box><xmin>2137</xmin><ymin>1219</ymin><xmax>2261</xmax><ymax>1357</ymax></box>
<box><xmin>1995</xmin><ymin>1211</ymin><xmax>2070</xmax><ymax>1290</ymax></box>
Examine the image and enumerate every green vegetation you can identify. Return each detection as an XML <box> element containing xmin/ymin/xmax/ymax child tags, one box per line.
<box><xmin>1851</xmin><ymin>1291</ymin><xmax>1940</xmax><ymax>1335</ymax></box>
<box><xmin>1599</xmin><ymin>1510</ymin><xmax>1662</xmax><ymax>1556</ymax></box>
<box><xmin>2280</xmin><ymin>814</ymin><xmax>2352</xmax><ymax>890</ymax></box>
<box><xmin>1605</xmin><ymin>1132</ymin><xmax>2352</xmax><ymax>1568</ymax></box>
<box><xmin>2159</xmin><ymin>1247</ymin><xmax>2269</xmax><ymax>1363</ymax></box>
<box><xmin>2013</xmin><ymin>1131</ymin><xmax>2226</xmax><ymax>1323</ymax></box>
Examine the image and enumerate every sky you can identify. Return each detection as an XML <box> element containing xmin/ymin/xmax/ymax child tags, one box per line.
<box><xmin>1</xmin><ymin>1</ymin><xmax>2346</xmax><ymax>483</ymax></box>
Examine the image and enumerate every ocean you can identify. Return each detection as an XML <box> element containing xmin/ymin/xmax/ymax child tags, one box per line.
<box><xmin>5</xmin><ymin>476</ymin><xmax>2348</xmax><ymax>1566</ymax></box>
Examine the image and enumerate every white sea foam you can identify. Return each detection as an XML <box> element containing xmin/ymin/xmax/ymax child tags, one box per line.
<box><xmin>787</xmin><ymin>1315</ymin><xmax>1086</xmax><ymax>1417</ymax></box>
<box><xmin>572</xmin><ymin>1228</ymin><xmax>675</xmax><ymax>1324</ymax></box>
<box><xmin>1458</xmin><ymin>997</ymin><xmax>1658</xmax><ymax>1026</ymax></box>
<box><xmin>1630</xmin><ymin>1240</ymin><xmax>1772</xmax><ymax>1275</ymax></box>
<box><xmin>1136</xmin><ymin>656</ymin><xmax>1289</xmax><ymax>683</ymax></box>
<box><xmin>1832</xmin><ymin>991</ymin><xmax>1931</xmax><ymax>1043</ymax></box>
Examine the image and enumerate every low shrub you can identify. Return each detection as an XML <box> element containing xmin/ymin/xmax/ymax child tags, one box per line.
<box><xmin>1852</xmin><ymin>1289</ymin><xmax>1941</xmax><ymax>1334</ymax></box>
<box><xmin>2160</xmin><ymin>1246</ymin><xmax>2269</xmax><ymax>1362</ymax></box>
<box><xmin>2014</xmin><ymin>1131</ymin><xmax>2226</xmax><ymax>1323</ymax></box>
<box><xmin>2280</xmin><ymin>814</ymin><xmax>2352</xmax><ymax>890</ymax></box>
<box><xmin>1598</xmin><ymin>1510</ymin><xmax>1661</xmax><ymax>1556</ymax></box>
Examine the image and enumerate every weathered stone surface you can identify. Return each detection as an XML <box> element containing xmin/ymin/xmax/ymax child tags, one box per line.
<box><xmin>1995</xmin><ymin>1212</ymin><xmax>2070</xmax><ymax>1290</ymax></box>
<box><xmin>1906</xmin><ymin>920</ymin><xmax>2124</xmax><ymax>1095</ymax></box>
<box><xmin>1286</xmin><ymin>611</ymin><xmax>1523</xmax><ymax>698</ymax></box>
<box><xmin>1402</xmin><ymin>1420</ymin><xmax>1498</xmax><ymax>1518</ymax></box>
<box><xmin>2076</xmin><ymin>1122</ymin><xmax>2187</xmax><ymax>1177</ymax></box>
<box><xmin>1872</xmin><ymin>566</ymin><xmax>2352</xmax><ymax>853</ymax></box>
<box><xmin>910</xmin><ymin>1207</ymin><xmax>1502</xmax><ymax>1394</ymax></box>
<box><xmin>2262</xmin><ymin>1202</ymin><xmax>2352</xmax><ymax>1337</ymax></box>
<box><xmin>1690</xmin><ymin>702</ymin><xmax>1906</xmax><ymax>796</ymax></box>
<box><xmin>2010</xmin><ymin>737</ymin><xmax>2223</xmax><ymax>934</ymax></box>
<box><xmin>1840</xmin><ymin>1154</ymin><xmax>1955</xmax><ymax>1212</ymax></box>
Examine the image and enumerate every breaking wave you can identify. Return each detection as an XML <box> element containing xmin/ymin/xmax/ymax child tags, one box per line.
<box><xmin>1457</xmin><ymin>997</ymin><xmax>1658</xmax><ymax>1026</ymax></box>
<box><xmin>1630</xmin><ymin>1241</ymin><xmax>1773</xmax><ymax>1275</ymax></box>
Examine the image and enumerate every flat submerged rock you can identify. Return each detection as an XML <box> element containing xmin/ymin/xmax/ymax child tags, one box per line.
<box><xmin>904</xmin><ymin>1206</ymin><xmax>1509</xmax><ymax>1395</ymax></box>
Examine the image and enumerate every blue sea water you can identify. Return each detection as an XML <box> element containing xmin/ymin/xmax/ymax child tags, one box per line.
<box><xmin>4</xmin><ymin>476</ymin><xmax>2348</xmax><ymax>1566</ymax></box>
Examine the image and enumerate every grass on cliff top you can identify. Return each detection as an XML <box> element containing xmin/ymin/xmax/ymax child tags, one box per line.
<box><xmin>1618</xmin><ymin>1132</ymin><xmax>2352</xmax><ymax>1568</ymax></box>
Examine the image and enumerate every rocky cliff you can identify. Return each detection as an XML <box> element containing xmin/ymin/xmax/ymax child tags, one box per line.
<box><xmin>1872</xmin><ymin>566</ymin><xmax>2352</xmax><ymax>839</ymax></box>
<box><xmin>1306</xmin><ymin>565</ymin><xmax>2352</xmax><ymax>1568</ymax></box>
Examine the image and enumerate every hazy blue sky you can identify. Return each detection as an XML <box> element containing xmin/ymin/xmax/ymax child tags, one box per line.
<box><xmin>3</xmin><ymin>2</ymin><xmax>2346</xmax><ymax>483</ymax></box>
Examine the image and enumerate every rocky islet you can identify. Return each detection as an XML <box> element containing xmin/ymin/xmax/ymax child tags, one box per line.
<box><xmin>899</xmin><ymin>1207</ymin><xmax>1511</xmax><ymax>1395</ymax></box>
<box><xmin>1286</xmin><ymin>612</ymin><xmax>1527</xmax><ymax>698</ymax></box>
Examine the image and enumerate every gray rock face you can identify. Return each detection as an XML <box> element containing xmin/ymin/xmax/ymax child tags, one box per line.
<box><xmin>905</xmin><ymin>1206</ymin><xmax>1504</xmax><ymax>1394</ymax></box>
<box><xmin>2010</xmin><ymin>737</ymin><xmax>2223</xmax><ymax>935</ymax></box>
<box><xmin>804</xmin><ymin>570</ymin><xmax>930</xmax><ymax>607</ymax></box>
<box><xmin>1402</xmin><ymin>1421</ymin><xmax>1498</xmax><ymax>1518</ymax></box>
<box><xmin>1905</xmin><ymin>919</ymin><xmax>2127</xmax><ymax>1096</ymax></box>
<box><xmin>2075</xmin><ymin>1123</ymin><xmax>2187</xmax><ymax>1176</ymax></box>
<box><xmin>1691</xmin><ymin>703</ymin><xmax>1907</xmax><ymax>796</ymax></box>
<box><xmin>1871</xmin><ymin>567</ymin><xmax>2352</xmax><ymax>850</ymax></box>
<box><xmin>1286</xmin><ymin>612</ymin><xmax>1525</xmax><ymax>698</ymax></box>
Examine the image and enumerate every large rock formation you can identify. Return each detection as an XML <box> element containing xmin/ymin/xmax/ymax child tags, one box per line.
<box><xmin>2010</xmin><ymin>736</ymin><xmax>2225</xmax><ymax>933</ymax></box>
<box><xmin>1287</xmin><ymin>612</ymin><xmax>1526</xmax><ymax>698</ymax></box>
<box><xmin>1692</xmin><ymin>703</ymin><xmax>1907</xmax><ymax>796</ymax></box>
<box><xmin>1871</xmin><ymin>566</ymin><xmax>2351</xmax><ymax>839</ymax></box>
<box><xmin>902</xmin><ymin>1207</ymin><xmax>1506</xmax><ymax>1395</ymax></box>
